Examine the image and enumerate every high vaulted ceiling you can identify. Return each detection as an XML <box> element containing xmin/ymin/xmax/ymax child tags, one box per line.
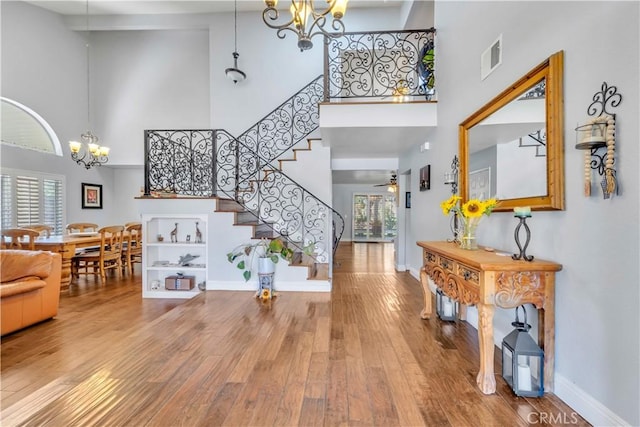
<box><xmin>24</xmin><ymin>0</ymin><xmax>403</xmax><ymax>16</ymax></box>
<box><xmin>22</xmin><ymin>0</ymin><xmax>423</xmax><ymax>186</ymax></box>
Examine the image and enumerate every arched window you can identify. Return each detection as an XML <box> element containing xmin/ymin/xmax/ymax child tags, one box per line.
<box><xmin>1</xmin><ymin>97</ymin><xmax>63</xmax><ymax>155</ymax></box>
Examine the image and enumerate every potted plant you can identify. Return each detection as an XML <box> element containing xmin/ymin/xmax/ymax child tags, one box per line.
<box><xmin>227</xmin><ymin>237</ymin><xmax>294</xmax><ymax>282</ymax></box>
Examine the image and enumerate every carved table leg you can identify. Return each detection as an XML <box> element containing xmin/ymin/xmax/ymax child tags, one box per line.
<box><xmin>58</xmin><ymin>246</ymin><xmax>75</xmax><ymax>291</ymax></box>
<box><xmin>476</xmin><ymin>302</ymin><xmax>496</xmax><ymax>394</ymax></box>
<box><xmin>419</xmin><ymin>268</ymin><xmax>432</xmax><ymax>319</ymax></box>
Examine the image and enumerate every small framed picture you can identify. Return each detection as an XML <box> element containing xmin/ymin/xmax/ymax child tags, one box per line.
<box><xmin>82</xmin><ymin>183</ymin><xmax>103</xmax><ymax>209</ymax></box>
<box><xmin>419</xmin><ymin>164</ymin><xmax>431</xmax><ymax>191</ymax></box>
<box><xmin>405</xmin><ymin>192</ymin><xmax>411</xmax><ymax>209</ymax></box>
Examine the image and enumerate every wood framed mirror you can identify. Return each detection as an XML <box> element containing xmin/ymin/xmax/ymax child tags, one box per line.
<box><xmin>459</xmin><ymin>51</ymin><xmax>565</xmax><ymax>211</ymax></box>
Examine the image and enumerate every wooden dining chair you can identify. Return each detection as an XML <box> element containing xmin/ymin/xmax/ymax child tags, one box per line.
<box><xmin>24</xmin><ymin>224</ymin><xmax>53</xmax><ymax>238</ymax></box>
<box><xmin>122</xmin><ymin>223</ymin><xmax>143</xmax><ymax>275</ymax></box>
<box><xmin>66</xmin><ymin>223</ymin><xmax>99</xmax><ymax>234</ymax></box>
<box><xmin>71</xmin><ymin>225</ymin><xmax>125</xmax><ymax>282</ymax></box>
<box><xmin>124</xmin><ymin>221</ymin><xmax>141</xmax><ymax>228</ymax></box>
<box><xmin>0</xmin><ymin>228</ymin><xmax>40</xmax><ymax>250</ymax></box>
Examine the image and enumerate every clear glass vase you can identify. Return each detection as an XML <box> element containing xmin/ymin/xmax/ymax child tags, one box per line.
<box><xmin>459</xmin><ymin>220</ymin><xmax>479</xmax><ymax>250</ymax></box>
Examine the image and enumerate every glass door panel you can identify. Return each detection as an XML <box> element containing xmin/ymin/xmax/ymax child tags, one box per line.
<box><xmin>352</xmin><ymin>193</ymin><xmax>397</xmax><ymax>242</ymax></box>
<box><xmin>353</xmin><ymin>195</ymin><xmax>368</xmax><ymax>239</ymax></box>
<box><xmin>369</xmin><ymin>195</ymin><xmax>383</xmax><ymax>239</ymax></box>
<box><xmin>384</xmin><ymin>195</ymin><xmax>397</xmax><ymax>239</ymax></box>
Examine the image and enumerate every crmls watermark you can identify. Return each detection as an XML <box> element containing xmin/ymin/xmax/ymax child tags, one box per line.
<box><xmin>527</xmin><ymin>412</ymin><xmax>581</xmax><ymax>424</ymax></box>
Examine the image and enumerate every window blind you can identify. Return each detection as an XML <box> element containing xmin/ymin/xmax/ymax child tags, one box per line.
<box><xmin>0</xmin><ymin>175</ymin><xmax>12</xmax><ymax>230</ymax></box>
<box><xmin>0</xmin><ymin>169</ymin><xmax>65</xmax><ymax>235</ymax></box>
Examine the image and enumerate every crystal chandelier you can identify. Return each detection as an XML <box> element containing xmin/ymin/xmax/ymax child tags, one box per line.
<box><xmin>225</xmin><ymin>0</ymin><xmax>246</xmax><ymax>84</ymax></box>
<box><xmin>262</xmin><ymin>0</ymin><xmax>348</xmax><ymax>52</ymax></box>
<box><xmin>69</xmin><ymin>0</ymin><xmax>109</xmax><ymax>169</ymax></box>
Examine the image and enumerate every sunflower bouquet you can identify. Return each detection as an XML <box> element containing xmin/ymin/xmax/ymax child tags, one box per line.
<box><xmin>440</xmin><ymin>195</ymin><xmax>498</xmax><ymax>249</ymax></box>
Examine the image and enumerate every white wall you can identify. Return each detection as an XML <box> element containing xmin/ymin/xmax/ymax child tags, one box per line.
<box><xmin>1</xmin><ymin>1</ymin><xmax>115</xmax><ymax>226</ymax></box>
<box><xmin>400</xmin><ymin>2</ymin><xmax>639</xmax><ymax>425</ymax></box>
<box><xmin>91</xmin><ymin>30</ymin><xmax>211</xmax><ymax>166</ymax></box>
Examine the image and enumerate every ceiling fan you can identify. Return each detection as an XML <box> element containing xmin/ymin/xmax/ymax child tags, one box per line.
<box><xmin>373</xmin><ymin>173</ymin><xmax>397</xmax><ymax>192</ymax></box>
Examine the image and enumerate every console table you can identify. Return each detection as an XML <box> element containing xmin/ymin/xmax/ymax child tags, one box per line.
<box><xmin>417</xmin><ymin>241</ymin><xmax>562</xmax><ymax>395</ymax></box>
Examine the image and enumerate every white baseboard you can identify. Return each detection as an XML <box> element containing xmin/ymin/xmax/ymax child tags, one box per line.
<box><xmin>207</xmin><ymin>280</ymin><xmax>331</xmax><ymax>292</ymax></box>
<box><xmin>408</xmin><ymin>267</ymin><xmax>420</xmax><ymax>280</ymax></box>
<box><xmin>554</xmin><ymin>374</ymin><xmax>631</xmax><ymax>426</ymax></box>
<box><xmin>395</xmin><ymin>263</ymin><xmax>406</xmax><ymax>271</ymax></box>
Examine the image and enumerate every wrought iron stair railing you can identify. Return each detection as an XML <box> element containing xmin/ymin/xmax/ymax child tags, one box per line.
<box><xmin>237</xmin><ymin>75</ymin><xmax>324</xmax><ymax>164</ymax></box>
<box><xmin>215</xmin><ymin>129</ymin><xmax>344</xmax><ymax>264</ymax></box>
<box><xmin>144</xmin><ymin>77</ymin><xmax>345</xmax><ymax>267</ymax></box>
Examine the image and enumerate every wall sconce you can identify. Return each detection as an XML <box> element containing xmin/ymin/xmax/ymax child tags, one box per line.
<box><xmin>69</xmin><ymin>131</ymin><xmax>109</xmax><ymax>169</ymax></box>
<box><xmin>444</xmin><ymin>155</ymin><xmax>460</xmax><ymax>242</ymax></box>
<box><xmin>501</xmin><ymin>306</ymin><xmax>544</xmax><ymax>397</ymax></box>
<box><xmin>435</xmin><ymin>288</ymin><xmax>457</xmax><ymax>321</ymax></box>
<box><xmin>444</xmin><ymin>155</ymin><xmax>459</xmax><ymax>195</ymax></box>
<box><xmin>574</xmin><ymin>82</ymin><xmax>621</xmax><ymax>199</ymax></box>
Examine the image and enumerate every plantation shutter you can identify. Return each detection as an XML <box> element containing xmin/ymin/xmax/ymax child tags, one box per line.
<box><xmin>1</xmin><ymin>175</ymin><xmax>12</xmax><ymax>229</ymax></box>
<box><xmin>43</xmin><ymin>178</ymin><xmax>63</xmax><ymax>235</ymax></box>
<box><xmin>0</xmin><ymin>169</ymin><xmax>64</xmax><ymax>234</ymax></box>
<box><xmin>16</xmin><ymin>175</ymin><xmax>39</xmax><ymax>227</ymax></box>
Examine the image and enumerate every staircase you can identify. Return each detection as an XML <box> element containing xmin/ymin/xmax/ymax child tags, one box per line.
<box><xmin>144</xmin><ymin>76</ymin><xmax>344</xmax><ymax>282</ymax></box>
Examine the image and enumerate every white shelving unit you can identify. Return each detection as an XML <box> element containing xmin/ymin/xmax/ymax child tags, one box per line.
<box><xmin>142</xmin><ymin>213</ymin><xmax>207</xmax><ymax>299</ymax></box>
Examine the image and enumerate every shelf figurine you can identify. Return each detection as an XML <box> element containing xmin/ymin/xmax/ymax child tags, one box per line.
<box><xmin>170</xmin><ymin>223</ymin><xmax>178</xmax><ymax>243</ymax></box>
<box><xmin>195</xmin><ymin>222</ymin><xmax>202</xmax><ymax>243</ymax></box>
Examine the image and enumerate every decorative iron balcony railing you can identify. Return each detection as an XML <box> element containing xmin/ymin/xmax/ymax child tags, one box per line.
<box><xmin>144</xmin><ymin>129</ymin><xmax>215</xmax><ymax>196</ymax></box>
<box><xmin>324</xmin><ymin>28</ymin><xmax>436</xmax><ymax>101</ymax></box>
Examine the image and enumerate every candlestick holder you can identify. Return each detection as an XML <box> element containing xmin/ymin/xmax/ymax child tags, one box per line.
<box><xmin>512</xmin><ymin>215</ymin><xmax>534</xmax><ymax>261</ymax></box>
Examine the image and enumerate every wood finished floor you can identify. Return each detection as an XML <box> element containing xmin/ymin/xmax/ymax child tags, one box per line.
<box><xmin>1</xmin><ymin>242</ymin><xmax>589</xmax><ymax>426</ymax></box>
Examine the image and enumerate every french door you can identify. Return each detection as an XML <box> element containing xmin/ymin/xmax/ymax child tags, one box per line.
<box><xmin>352</xmin><ymin>193</ymin><xmax>397</xmax><ymax>242</ymax></box>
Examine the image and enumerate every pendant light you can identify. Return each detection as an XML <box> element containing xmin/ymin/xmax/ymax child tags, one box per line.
<box><xmin>225</xmin><ymin>0</ymin><xmax>246</xmax><ymax>84</ymax></box>
<box><xmin>69</xmin><ymin>0</ymin><xmax>109</xmax><ymax>169</ymax></box>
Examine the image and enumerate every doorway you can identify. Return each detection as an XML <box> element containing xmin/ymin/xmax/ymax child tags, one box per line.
<box><xmin>352</xmin><ymin>193</ymin><xmax>397</xmax><ymax>242</ymax></box>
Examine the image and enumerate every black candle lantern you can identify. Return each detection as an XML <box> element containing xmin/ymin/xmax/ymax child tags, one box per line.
<box><xmin>435</xmin><ymin>288</ymin><xmax>457</xmax><ymax>321</ymax></box>
<box><xmin>501</xmin><ymin>306</ymin><xmax>544</xmax><ymax>397</ymax></box>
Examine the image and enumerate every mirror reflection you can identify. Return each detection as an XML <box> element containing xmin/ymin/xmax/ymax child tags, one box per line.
<box><xmin>459</xmin><ymin>51</ymin><xmax>565</xmax><ymax>211</ymax></box>
<box><xmin>467</xmin><ymin>80</ymin><xmax>546</xmax><ymax>200</ymax></box>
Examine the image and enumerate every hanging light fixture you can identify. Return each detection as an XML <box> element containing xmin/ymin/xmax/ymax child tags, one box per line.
<box><xmin>225</xmin><ymin>0</ymin><xmax>246</xmax><ymax>84</ymax></box>
<box><xmin>69</xmin><ymin>0</ymin><xmax>109</xmax><ymax>169</ymax></box>
<box><xmin>262</xmin><ymin>0</ymin><xmax>348</xmax><ymax>52</ymax></box>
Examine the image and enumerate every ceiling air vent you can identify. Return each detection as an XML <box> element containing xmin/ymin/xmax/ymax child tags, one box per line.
<box><xmin>481</xmin><ymin>34</ymin><xmax>502</xmax><ymax>80</ymax></box>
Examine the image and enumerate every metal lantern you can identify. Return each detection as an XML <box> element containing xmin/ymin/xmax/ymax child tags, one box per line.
<box><xmin>502</xmin><ymin>306</ymin><xmax>544</xmax><ymax>397</ymax></box>
<box><xmin>436</xmin><ymin>288</ymin><xmax>457</xmax><ymax>321</ymax></box>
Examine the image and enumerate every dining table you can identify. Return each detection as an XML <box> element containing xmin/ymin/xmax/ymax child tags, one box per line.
<box><xmin>33</xmin><ymin>232</ymin><xmax>115</xmax><ymax>290</ymax></box>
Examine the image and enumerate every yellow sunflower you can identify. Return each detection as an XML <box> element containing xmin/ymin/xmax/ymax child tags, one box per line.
<box><xmin>482</xmin><ymin>198</ymin><xmax>498</xmax><ymax>214</ymax></box>
<box><xmin>440</xmin><ymin>195</ymin><xmax>461</xmax><ymax>215</ymax></box>
<box><xmin>462</xmin><ymin>199</ymin><xmax>484</xmax><ymax>218</ymax></box>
